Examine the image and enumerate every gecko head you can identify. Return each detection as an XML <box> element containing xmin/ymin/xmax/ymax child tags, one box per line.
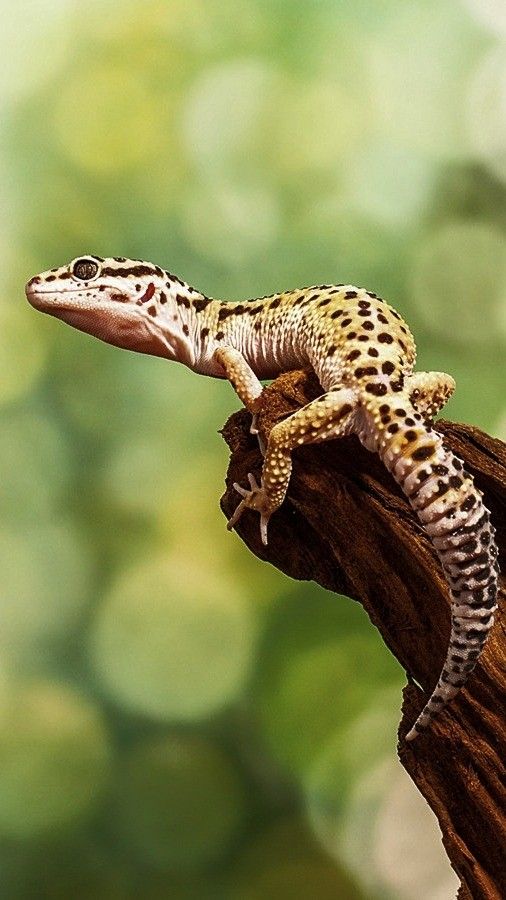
<box><xmin>25</xmin><ymin>255</ymin><xmax>194</xmax><ymax>361</ymax></box>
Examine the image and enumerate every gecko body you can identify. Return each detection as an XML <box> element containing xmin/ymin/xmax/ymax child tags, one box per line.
<box><xmin>26</xmin><ymin>256</ymin><xmax>499</xmax><ymax>741</ymax></box>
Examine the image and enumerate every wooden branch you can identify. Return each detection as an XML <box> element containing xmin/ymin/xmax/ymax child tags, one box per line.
<box><xmin>219</xmin><ymin>369</ymin><xmax>506</xmax><ymax>900</ymax></box>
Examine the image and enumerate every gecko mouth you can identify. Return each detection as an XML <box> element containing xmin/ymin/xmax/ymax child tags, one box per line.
<box><xmin>25</xmin><ymin>284</ymin><xmax>129</xmax><ymax>313</ymax></box>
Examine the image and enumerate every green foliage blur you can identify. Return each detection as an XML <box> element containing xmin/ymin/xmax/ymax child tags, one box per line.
<box><xmin>0</xmin><ymin>1</ymin><xmax>504</xmax><ymax>897</ymax></box>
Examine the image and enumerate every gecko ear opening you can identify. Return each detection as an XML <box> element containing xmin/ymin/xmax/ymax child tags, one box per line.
<box><xmin>138</xmin><ymin>282</ymin><xmax>156</xmax><ymax>304</ymax></box>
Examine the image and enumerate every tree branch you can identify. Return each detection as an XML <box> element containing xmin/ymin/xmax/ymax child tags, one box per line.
<box><xmin>220</xmin><ymin>369</ymin><xmax>506</xmax><ymax>900</ymax></box>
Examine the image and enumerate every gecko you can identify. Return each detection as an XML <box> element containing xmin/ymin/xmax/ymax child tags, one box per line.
<box><xmin>25</xmin><ymin>255</ymin><xmax>499</xmax><ymax>741</ymax></box>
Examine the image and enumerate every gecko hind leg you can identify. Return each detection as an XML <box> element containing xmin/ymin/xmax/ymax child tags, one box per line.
<box><xmin>228</xmin><ymin>388</ymin><xmax>357</xmax><ymax>545</ymax></box>
<box><xmin>406</xmin><ymin>371</ymin><xmax>455</xmax><ymax>420</ymax></box>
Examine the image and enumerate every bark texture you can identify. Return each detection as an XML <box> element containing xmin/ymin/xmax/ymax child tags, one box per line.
<box><xmin>220</xmin><ymin>369</ymin><xmax>505</xmax><ymax>900</ymax></box>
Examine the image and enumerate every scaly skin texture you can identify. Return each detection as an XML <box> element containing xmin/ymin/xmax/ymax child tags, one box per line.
<box><xmin>25</xmin><ymin>256</ymin><xmax>500</xmax><ymax>741</ymax></box>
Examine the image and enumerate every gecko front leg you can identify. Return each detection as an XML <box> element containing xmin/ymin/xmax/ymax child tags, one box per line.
<box><xmin>228</xmin><ymin>388</ymin><xmax>357</xmax><ymax>545</ymax></box>
<box><xmin>214</xmin><ymin>346</ymin><xmax>266</xmax><ymax>451</ymax></box>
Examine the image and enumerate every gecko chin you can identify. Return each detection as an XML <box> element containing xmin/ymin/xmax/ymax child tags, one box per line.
<box><xmin>26</xmin><ymin>287</ymin><xmax>179</xmax><ymax>360</ymax></box>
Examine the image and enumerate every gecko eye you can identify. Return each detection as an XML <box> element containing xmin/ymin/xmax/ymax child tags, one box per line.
<box><xmin>72</xmin><ymin>258</ymin><xmax>99</xmax><ymax>281</ymax></box>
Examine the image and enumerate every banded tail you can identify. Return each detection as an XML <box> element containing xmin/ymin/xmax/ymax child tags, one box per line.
<box><xmin>377</xmin><ymin>403</ymin><xmax>499</xmax><ymax>741</ymax></box>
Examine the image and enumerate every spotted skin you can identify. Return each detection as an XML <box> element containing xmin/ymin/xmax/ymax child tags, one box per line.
<box><xmin>26</xmin><ymin>256</ymin><xmax>499</xmax><ymax>742</ymax></box>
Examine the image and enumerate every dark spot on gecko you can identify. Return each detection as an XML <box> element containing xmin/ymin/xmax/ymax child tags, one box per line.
<box><xmin>449</xmin><ymin>475</ymin><xmax>463</xmax><ymax>488</ymax></box>
<box><xmin>308</xmin><ymin>293</ymin><xmax>320</xmax><ymax>301</ymax></box>
<box><xmin>365</xmin><ymin>382</ymin><xmax>387</xmax><ymax>396</ymax></box>
<box><xmin>395</xmin><ymin>409</ymin><xmax>405</xmax><ymax>416</ymax></box>
<box><xmin>327</xmin><ymin>345</ymin><xmax>337</xmax><ymax>356</ymax></box>
<box><xmin>201</xmin><ymin>327</ymin><xmax>209</xmax><ymax>339</ymax></box>
<box><xmin>176</xmin><ymin>294</ymin><xmax>190</xmax><ymax>308</ymax></box>
<box><xmin>46</xmin><ymin>275</ymin><xmax>56</xmax><ymax>282</ymax></box>
<box><xmin>412</xmin><ymin>445</ymin><xmax>435</xmax><ymax>461</ymax></box>
<box><xmin>387</xmin><ymin>422</ymin><xmax>399</xmax><ymax>433</ymax></box>
<box><xmin>368</xmin><ymin>347</ymin><xmax>379</xmax><ymax>357</ymax></box>
<box><xmin>362</xmin><ymin>321</ymin><xmax>375</xmax><ymax>330</ymax></box>
<box><xmin>378</xmin><ymin>332</ymin><xmax>393</xmax><ymax>344</ymax></box>
<box><xmin>390</xmin><ymin>380</ymin><xmax>404</xmax><ymax>392</ymax></box>
<box><xmin>341</xmin><ymin>318</ymin><xmax>352</xmax><ymax>327</ymax></box>
<box><xmin>358</xmin><ymin>309</ymin><xmax>371</xmax><ymax>316</ymax></box>
<box><xmin>347</xmin><ymin>331</ymin><xmax>357</xmax><ymax>340</ymax></box>
<box><xmin>358</xmin><ymin>299</ymin><xmax>371</xmax><ymax>308</ymax></box>
<box><xmin>160</xmin><ymin>291</ymin><xmax>167</xmax><ymax>304</ymax></box>
<box><xmin>331</xmin><ymin>309</ymin><xmax>343</xmax><ymax>319</ymax></box>
<box><xmin>404</xmin><ymin>417</ymin><xmax>416</xmax><ymax>426</ymax></box>
<box><xmin>345</xmin><ymin>290</ymin><xmax>358</xmax><ymax>298</ymax></box>
<box><xmin>166</xmin><ymin>272</ymin><xmax>185</xmax><ymax>286</ymax></box>
<box><xmin>355</xmin><ymin>366</ymin><xmax>377</xmax><ymax>377</ymax></box>
<box><xmin>110</xmin><ymin>293</ymin><xmax>128</xmax><ymax>303</ymax></box>
<box><xmin>193</xmin><ymin>297</ymin><xmax>211</xmax><ymax>313</ymax></box>
<box><xmin>102</xmin><ymin>265</ymin><xmax>156</xmax><ymax>278</ymax></box>
<box><xmin>216</xmin><ymin>330</ymin><xmax>225</xmax><ymax>340</ymax></box>
<box><xmin>319</xmin><ymin>298</ymin><xmax>331</xmax><ymax>307</ymax></box>
<box><xmin>218</xmin><ymin>306</ymin><xmax>234</xmax><ymax>320</ymax></box>
<box><xmin>377</xmin><ymin>313</ymin><xmax>389</xmax><ymax>324</ymax></box>
<box><xmin>182</xmin><ymin>324</ymin><xmax>189</xmax><ymax>335</ymax></box>
<box><xmin>357</xmin><ymin>335</ymin><xmax>369</xmax><ymax>342</ymax></box>
<box><xmin>348</xmin><ymin>349</ymin><xmax>360</xmax><ymax>361</ymax></box>
<box><xmin>381</xmin><ymin>361</ymin><xmax>395</xmax><ymax>375</ymax></box>
<box><xmin>270</xmin><ymin>298</ymin><xmax>281</xmax><ymax>310</ymax></box>
<box><xmin>404</xmin><ymin>430</ymin><xmax>418</xmax><ymax>442</ymax></box>
<box><xmin>147</xmin><ymin>305</ymin><xmax>157</xmax><ymax>317</ymax></box>
<box><xmin>253</xmin><ymin>321</ymin><xmax>262</xmax><ymax>332</ymax></box>
<box><xmin>461</xmin><ymin>495</ymin><xmax>477</xmax><ymax>511</ymax></box>
<box><xmin>379</xmin><ymin>404</ymin><xmax>390</xmax><ymax>413</ymax></box>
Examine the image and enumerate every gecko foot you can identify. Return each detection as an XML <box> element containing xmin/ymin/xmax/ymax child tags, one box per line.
<box><xmin>250</xmin><ymin>414</ymin><xmax>266</xmax><ymax>456</ymax></box>
<box><xmin>227</xmin><ymin>472</ymin><xmax>273</xmax><ymax>545</ymax></box>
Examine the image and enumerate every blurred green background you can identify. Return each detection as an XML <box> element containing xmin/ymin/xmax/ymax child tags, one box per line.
<box><xmin>0</xmin><ymin>0</ymin><xmax>505</xmax><ymax>897</ymax></box>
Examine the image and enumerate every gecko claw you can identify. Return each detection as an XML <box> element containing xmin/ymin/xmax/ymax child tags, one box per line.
<box><xmin>250</xmin><ymin>414</ymin><xmax>266</xmax><ymax>456</ymax></box>
<box><xmin>227</xmin><ymin>473</ymin><xmax>273</xmax><ymax>545</ymax></box>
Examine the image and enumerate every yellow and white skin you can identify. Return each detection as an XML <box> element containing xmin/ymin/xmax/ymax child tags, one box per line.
<box><xmin>26</xmin><ymin>255</ymin><xmax>499</xmax><ymax>741</ymax></box>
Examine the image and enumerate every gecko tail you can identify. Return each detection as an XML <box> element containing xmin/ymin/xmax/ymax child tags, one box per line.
<box><xmin>377</xmin><ymin>403</ymin><xmax>499</xmax><ymax>741</ymax></box>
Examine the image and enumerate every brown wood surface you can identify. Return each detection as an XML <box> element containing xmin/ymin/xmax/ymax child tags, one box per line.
<box><xmin>220</xmin><ymin>369</ymin><xmax>506</xmax><ymax>900</ymax></box>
